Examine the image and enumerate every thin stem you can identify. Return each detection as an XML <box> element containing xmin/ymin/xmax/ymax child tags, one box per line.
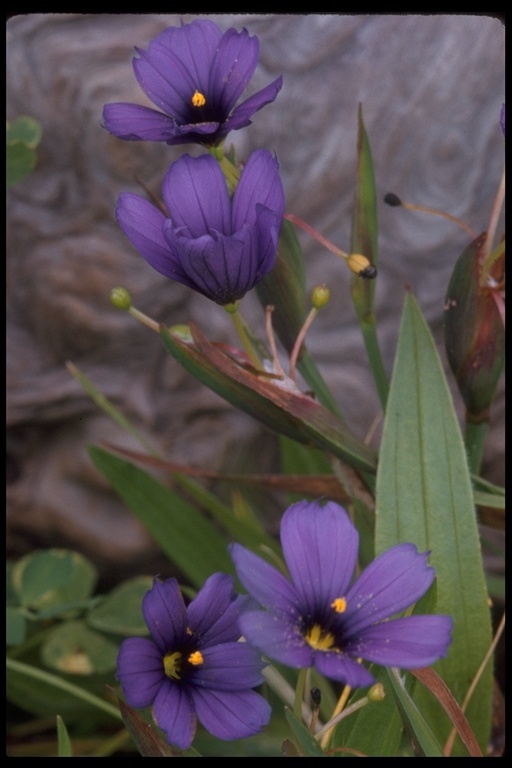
<box><xmin>320</xmin><ymin>683</ymin><xmax>352</xmax><ymax>748</ymax></box>
<box><xmin>265</xmin><ymin>305</ymin><xmax>286</xmax><ymax>378</ymax></box>
<box><xmin>294</xmin><ymin>668</ymin><xmax>309</xmax><ymax>721</ymax></box>
<box><xmin>284</xmin><ymin>213</ymin><xmax>349</xmax><ymax>261</ymax></box>
<box><xmin>400</xmin><ymin>202</ymin><xmax>477</xmax><ymax>240</ymax></box>
<box><xmin>483</xmin><ymin>166</ymin><xmax>505</xmax><ymax>264</ymax></box>
<box><xmin>289</xmin><ymin>308</ymin><xmax>317</xmax><ymax>381</ymax></box>
<box><xmin>315</xmin><ymin>696</ymin><xmax>370</xmax><ymax>742</ymax></box>
<box><xmin>226</xmin><ymin>304</ymin><xmax>263</xmax><ymax>370</ymax></box>
<box><xmin>128</xmin><ymin>306</ymin><xmax>161</xmax><ymax>333</ymax></box>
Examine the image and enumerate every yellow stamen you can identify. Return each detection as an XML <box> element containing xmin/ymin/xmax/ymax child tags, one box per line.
<box><xmin>331</xmin><ymin>597</ymin><xmax>347</xmax><ymax>614</ymax></box>
<box><xmin>192</xmin><ymin>90</ymin><xmax>206</xmax><ymax>107</ymax></box>
<box><xmin>163</xmin><ymin>651</ymin><xmax>182</xmax><ymax>680</ymax></box>
<box><xmin>188</xmin><ymin>650</ymin><xmax>204</xmax><ymax>666</ymax></box>
<box><xmin>305</xmin><ymin>624</ymin><xmax>336</xmax><ymax>651</ymax></box>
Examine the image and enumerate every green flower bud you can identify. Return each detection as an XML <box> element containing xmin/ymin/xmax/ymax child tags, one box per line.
<box><xmin>110</xmin><ymin>286</ymin><xmax>132</xmax><ymax>310</ymax></box>
<box><xmin>311</xmin><ymin>284</ymin><xmax>330</xmax><ymax>309</ymax></box>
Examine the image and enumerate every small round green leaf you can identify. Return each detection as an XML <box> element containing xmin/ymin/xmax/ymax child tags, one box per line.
<box><xmin>87</xmin><ymin>576</ymin><xmax>153</xmax><ymax>636</ymax></box>
<box><xmin>41</xmin><ymin>620</ymin><xmax>118</xmax><ymax>675</ymax></box>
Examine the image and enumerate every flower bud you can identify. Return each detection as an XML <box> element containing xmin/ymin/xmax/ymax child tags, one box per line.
<box><xmin>444</xmin><ymin>233</ymin><xmax>505</xmax><ymax>419</ymax></box>
<box><xmin>311</xmin><ymin>284</ymin><xmax>330</xmax><ymax>309</ymax></box>
<box><xmin>110</xmin><ymin>286</ymin><xmax>132</xmax><ymax>310</ymax></box>
<box><xmin>368</xmin><ymin>682</ymin><xmax>385</xmax><ymax>702</ymax></box>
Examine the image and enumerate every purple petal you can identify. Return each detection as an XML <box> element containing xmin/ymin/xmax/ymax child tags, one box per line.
<box><xmin>116</xmin><ymin>192</ymin><xmax>199</xmax><ymax>288</ymax></box>
<box><xmin>163</xmin><ymin>228</ymin><xmax>257</xmax><ymax>305</ymax></box>
<box><xmin>152</xmin><ymin>680</ymin><xmax>197</xmax><ymax>750</ymax></box>
<box><xmin>142</xmin><ymin>578</ymin><xmax>187</xmax><ymax>653</ymax></box>
<box><xmin>238</xmin><ymin>610</ymin><xmax>313</xmax><ymax>668</ymax></box>
<box><xmin>191</xmin><ymin>687</ymin><xmax>271</xmax><ymax>741</ymax></box>
<box><xmin>343</xmin><ymin>544</ymin><xmax>436</xmax><ymax>636</ymax></box>
<box><xmin>344</xmin><ymin>614</ymin><xmax>453</xmax><ymax>668</ymax></box>
<box><xmin>191</xmin><ymin>642</ymin><xmax>265</xmax><ymax>691</ymax></box>
<box><xmin>133</xmin><ymin>21</ymin><xmax>222</xmax><ymax>120</ymax></box>
<box><xmin>162</xmin><ymin>154</ymin><xmax>231</xmax><ymax>237</ymax></box>
<box><xmin>229</xmin><ymin>543</ymin><xmax>300</xmax><ymax>619</ymax></box>
<box><xmin>252</xmin><ymin>204</ymin><xmax>283</xmax><ymax>277</ymax></box>
<box><xmin>116</xmin><ymin>637</ymin><xmax>164</xmax><ymax>708</ymax></box>
<box><xmin>186</xmin><ymin>573</ymin><xmax>243</xmax><ymax>645</ymax></box>
<box><xmin>280</xmin><ymin>500</ymin><xmax>359</xmax><ymax>619</ymax></box>
<box><xmin>209</xmin><ymin>27</ymin><xmax>259</xmax><ymax>115</ymax></box>
<box><xmin>224</xmin><ymin>76</ymin><xmax>283</xmax><ymax>133</ymax></box>
<box><xmin>103</xmin><ymin>103</ymin><xmax>179</xmax><ymax>142</ymax></box>
<box><xmin>232</xmin><ymin>149</ymin><xmax>285</xmax><ymax>231</ymax></box>
<box><xmin>314</xmin><ymin>650</ymin><xmax>375</xmax><ymax>688</ymax></box>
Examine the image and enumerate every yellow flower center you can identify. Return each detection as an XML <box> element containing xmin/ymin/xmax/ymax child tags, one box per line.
<box><xmin>163</xmin><ymin>651</ymin><xmax>182</xmax><ymax>680</ymax></box>
<box><xmin>188</xmin><ymin>651</ymin><xmax>204</xmax><ymax>666</ymax></box>
<box><xmin>192</xmin><ymin>90</ymin><xmax>206</xmax><ymax>107</ymax></box>
<box><xmin>305</xmin><ymin>623</ymin><xmax>336</xmax><ymax>651</ymax></box>
<box><xmin>331</xmin><ymin>597</ymin><xmax>347</xmax><ymax>613</ymax></box>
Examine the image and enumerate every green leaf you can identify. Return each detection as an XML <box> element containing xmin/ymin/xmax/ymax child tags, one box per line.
<box><xmin>88</xmin><ymin>445</ymin><xmax>233</xmax><ymax>587</ymax></box>
<box><xmin>161</xmin><ymin>324</ymin><xmax>377</xmax><ymax>475</ymax></box>
<box><xmin>350</xmin><ymin>104</ymin><xmax>388</xmax><ymax>409</ymax></box>
<box><xmin>386</xmin><ymin>668</ymin><xmax>444</xmax><ymax>757</ymax></box>
<box><xmin>11</xmin><ymin>549</ymin><xmax>98</xmax><ymax>614</ymax></box>
<box><xmin>326</xmin><ymin>664</ymin><xmax>404</xmax><ymax>756</ymax></box>
<box><xmin>375</xmin><ymin>292</ymin><xmax>493</xmax><ymax>754</ymax></box>
<box><xmin>6</xmin><ymin>656</ymin><xmax>121</xmax><ymax>721</ymax></box>
<box><xmin>87</xmin><ymin>577</ymin><xmax>153</xmax><ymax>636</ymax></box>
<box><xmin>6</xmin><ymin>116</ymin><xmax>42</xmax><ymax>188</ymax></box>
<box><xmin>56</xmin><ymin>715</ymin><xmax>73</xmax><ymax>757</ymax></box>
<box><xmin>284</xmin><ymin>708</ymin><xmax>325</xmax><ymax>756</ymax></box>
<box><xmin>41</xmin><ymin>620</ymin><xmax>119</xmax><ymax>675</ymax></box>
<box><xmin>7</xmin><ymin>115</ymin><xmax>43</xmax><ymax>146</ymax></box>
<box><xmin>6</xmin><ymin>605</ymin><xmax>26</xmax><ymax>646</ymax></box>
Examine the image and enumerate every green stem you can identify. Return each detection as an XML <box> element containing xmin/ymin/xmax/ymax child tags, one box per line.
<box><xmin>6</xmin><ymin>657</ymin><xmax>122</xmax><ymax>722</ymax></box>
<box><xmin>226</xmin><ymin>304</ymin><xmax>263</xmax><ymax>370</ymax></box>
<box><xmin>464</xmin><ymin>419</ymin><xmax>489</xmax><ymax>476</ymax></box>
<box><xmin>294</xmin><ymin>668</ymin><xmax>309</xmax><ymax>721</ymax></box>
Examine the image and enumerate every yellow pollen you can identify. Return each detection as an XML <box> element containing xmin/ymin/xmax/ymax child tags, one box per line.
<box><xmin>192</xmin><ymin>90</ymin><xmax>206</xmax><ymax>107</ymax></box>
<box><xmin>331</xmin><ymin>597</ymin><xmax>347</xmax><ymax>614</ymax></box>
<box><xmin>163</xmin><ymin>651</ymin><xmax>182</xmax><ymax>680</ymax></box>
<box><xmin>188</xmin><ymin>650</ymin><xmax>204</xmax><ymax>666</ymax></box>
<box><xmin>186</xmin><ymin>626</ymin><xmax>193</xmax><ymax>636</ymax></box>
<box><xmin>305</xmin><ymin>624</ymin><xmax>336</xmax><ymax>651</ymax></box>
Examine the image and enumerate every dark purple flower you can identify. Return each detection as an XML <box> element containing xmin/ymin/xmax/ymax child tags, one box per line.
<box><xmin>116</xmin><ymin>149</ymin><xmax>285</xmax><ymax>305</ymax></box>
<box><xmin>103</xmin><ymin>19</ymin><xmax>282</xmax><ymax>147</ymax></box>
<box><xmin>230</xmin><ymin>500</ymin><xmax>453</xmax><ymax>688</ymax></box>
<box><xmin>117</xmin><ymin>573</ymin><xmax>271</xmax><ymax>750</ymax></box>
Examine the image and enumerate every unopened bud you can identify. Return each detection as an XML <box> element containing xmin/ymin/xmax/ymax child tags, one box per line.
<box><xmin>347</xmin><ymin>253</ymin><xmax>377</xmax><ymax>279</ymax></box>
<box><xmin>445</xmin><ymin>233</ymin><xmax>505</xmax><ymax>419</ymax></box>
<box><xmin>311</xmin><ymin>284</ymin><xmax>330</xmax><ymax>309</ymax></box>
<box><xmin>384</xmin><ymin>192</ymin><xmax>402</xmax><ymax>207</ymax></box>
<box><xmin>110</xmin><ymin>286</ymin><xmax>132</xmax><ymax>310</ymax></box>
<box><xmin>368</xmin><ymin>682</ymin><xmax>385</xmax><ymax>702</ymax></box>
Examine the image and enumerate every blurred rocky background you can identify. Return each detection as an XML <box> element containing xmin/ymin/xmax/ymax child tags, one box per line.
<box><xmin>6</xmin><ymin>14</ymin><xmax>505</xmax><ymax>584</ymax></box>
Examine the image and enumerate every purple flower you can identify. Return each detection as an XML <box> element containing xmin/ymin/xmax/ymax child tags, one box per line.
<box><xmin>116</xmin><ymin>149</ymin><xmax>285</xmax><ymax>305</ymax></box>
<box><xmin>230</xmin><ymin>500</ymin><xmax>453</xmax><ymax>688</ymax></box>
<box><xmin>102</xmin><ymin>19</ymin><xmax>282</xmax><ymax>147</ymax></box>
<box><xmin>117</xmin><ymin>573</ymin><xmax>271</xmax><ymax>750</ymax></box>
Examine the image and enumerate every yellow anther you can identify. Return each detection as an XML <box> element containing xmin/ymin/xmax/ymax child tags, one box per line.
<box><xmin>305</xmin><ymin>624</ymin><xmax>336</xmax><ymax>651</ymax></box>
<box><xmin>331</xmin><ymin>597</ymin><xmax>347</xmax><ymax>614</ymax></box>
<box><xmin>192</xmin><ymin>90</ymin><xmax>206</xmax><ymax>107</ymax></box>
<box><xmin>163</xmin><ymin>651</ymin><xmax>182</xmax><ymax>680</ymax></box>
<box><xmin>347</xmin><ymin>253</ymin><xmax>371</xmax><ymax>274</ymax></box>
<box><xmin>188</xmin><ymin>650</ymin><xmax>204</xmax><ymax>666</ymax></box>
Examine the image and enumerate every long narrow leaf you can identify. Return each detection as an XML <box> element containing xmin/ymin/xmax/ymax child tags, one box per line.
<box><xmin>375</xmin><ymin>292</ymin><xmax>493</xmax><ymax>753</ymax></box>
<box><xmin>88</xmin><ymin>445</ymin><xmax>234</xmax><ymax>587</ymax></box>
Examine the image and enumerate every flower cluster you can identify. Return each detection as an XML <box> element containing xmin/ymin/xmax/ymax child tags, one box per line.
<box><xmin>108</xmin><ymin>18</ymin><xmax>455</xmax><ymax>754</ymax></box>
<box><xmin>117</xmin><ymin>500</ymin><xmax>452</xmax><ymax>749</ymax></box>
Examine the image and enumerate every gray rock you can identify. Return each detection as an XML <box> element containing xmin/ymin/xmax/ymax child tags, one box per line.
<box><xmin>7</xmin><ymin>14</ymin><xmax>504</xmax><ymax>578</ymax></box>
